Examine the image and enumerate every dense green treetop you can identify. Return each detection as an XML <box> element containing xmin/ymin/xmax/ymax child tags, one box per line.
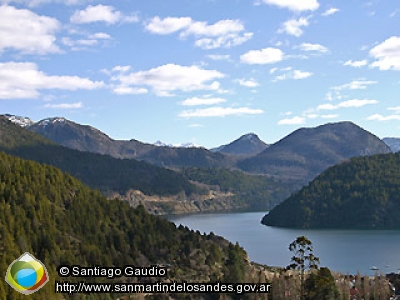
<box><xmin>262</xmin><ymin>152</ymin><xmax>400</xmax><ymax>229</ymax></box>
<box><xmin>0</xmin><ymin>151</ymin><xmax>249</xmax><ymax>299</ymax></box>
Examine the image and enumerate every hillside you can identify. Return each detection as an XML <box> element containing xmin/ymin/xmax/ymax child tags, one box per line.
<box><xmin>181</xmin><ymin>167</ymin><xmax>292</xmax><ymax>211</ymax></box>
<box><xmin>0</xmin><ymin>151</ymin><xmax>262</xmax><ymax>299</ymax></box>
<box><xmin>26</xmin><ymin>116</ymin><xmax>234</xmax><ymax>169</ymax></box>
<box><xmin>0</xmin><ymin>116</ymin><xmax>287</xmax><ymax>213</ymax></box>
<box><xmin>0</xmin><ymin>116</ymin><xmax>198</xmax><ymax>196</ymax></box>
<box><xmin>262</xmin><ymin>152</ymin><xmax>400</xmax><ymax>229</ymax></box>
<box><xmin>211</xmin><ymin>133</ymin><xmax>269</xmax><ymax>156</ymax></box>
<box><xmin>238</xmin><ymin>122</ymin><xmax>391</xmax><ymax>183</ymax></box>
<box><xmin>27</xmin><ymin>117</ymin><xmax>155</xmax><ymax>158</ymax></box>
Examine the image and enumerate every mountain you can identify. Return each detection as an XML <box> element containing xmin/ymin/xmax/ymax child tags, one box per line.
<box><xmin>0</xmin><ymin>116</ymin><xmax>198</xmax><ymax>196</ymax></box>
<box><xmin>211</xmin><ymin>133</ymin><xmax>269</xmax><ymax>156</ymax></box>
<box><xmin>26</xmin><ymin>116</ymin><xmax>233</xmax><ymax>169</ymax></box>
<box><xmin>262</xmin><ymin>152</ymin><xmax>400</xmax><ymax>229</ymax></box>
<box><xmin>383</xmin><ymin>137</ymin><xmax>400</xmax><ymax>152</ymax></box>
<box><xmin>237</xmin><ymin>122</ymin><xmax>391</xmax><ymax>184</ymax></box>
<box><xmin>138</xmin><ymin>146</ymin><xmax>235</xmax><ymax>169</ymax></box>
<box><xmin>0</xmin><ymin>116</ymin><xmax>284</xmax><ymax>213</ymax></box>
<box><xmin>0</xmin><ymin>151</ymin><xmax>261</xmax><ymax>299</ymax></box>
<box><xmin>27</xmin><ymin>117</ymin><xmax>155</xmax><ymax>158</ymax></box>
<box><xmin>181</xmin><ymin>167</ymin><xmax>292</xmax><ymax>211</ymax></box>
<box><xmin>4</xmin><ymin>113</ymin><xmax>35</xmax><ymax>127</ymax></box>
<box><xmin>154</xmin><ymin>140</ymin><xmax>197</xmax><ymax>148</ymax></box>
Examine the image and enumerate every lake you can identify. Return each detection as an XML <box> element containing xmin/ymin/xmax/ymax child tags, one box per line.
<box><xmin>168</xmin><ymin>212</ymin><xmax>400</xmax><ymax>276</ymax></box>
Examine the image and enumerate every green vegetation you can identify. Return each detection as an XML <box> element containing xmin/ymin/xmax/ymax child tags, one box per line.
<box><xmin>182</xmin><ymin>167</ymin><xmax>291</xmax><ymax>210</ymax></box>
<box><xmin>0</xmin><ymin>151</ymin><xmax>256</xmax><ymax>299</ymax></box>
<box><xmin>304</xmin><ymin>267</ymin><xmax>339</xmax><ymax>300</ymax></box>
<box><xmin>1</xmin><ymin>116</ymin><xmax>290</xmax><ymax>212</ymax></box>
<box><xmin>0</xmin><ymin>116</ymin><xmax>199</xmax><ymax>196</ymax></box>
<box><xmin>287</xmin><ymin>236</ymin><xmax>320</xmax><ymax>300</ymax></box>
<box><xmin>262</xmin><ymin>152</ymin><xmax>400</xmax><ymax>229</ymax></box>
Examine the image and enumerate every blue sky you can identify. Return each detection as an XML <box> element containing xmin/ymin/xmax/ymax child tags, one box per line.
<box><xmin>1</xmin><ymin>0</ymin><xmax>399</xmax><ymax>148</ymax></box>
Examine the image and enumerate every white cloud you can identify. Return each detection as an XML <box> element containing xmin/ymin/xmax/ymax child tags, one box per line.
<box><xmin>332</xmin><ymin>80</ymin><xmax>378</xmax><ymax>91</ymax></box>
<box><xmin>279</xmin><ymin>17</ymin><xmax>310</xmax><ymax>37</ymax></box>
<box><xmin>207</xmin><ymin>54</ymin><xmax>230</xmax><ymax>61</ymax></box>
<box><xmin>0</xmin><ymin>61</ymin><xmax>104</xmax><ymax>99</ymax></box>
<box><xmin>112</xmin><ymin>86</ymin><xmax>148</xmax><ymax>95</ymax></box>
<box><xmin>62</xmin><ymin>37</ymin><xmax>97</xmax><ymax>49</ymax></box>
<box><xmin>1</xmin><ymin>0</ymin><xmax>89</xmax><ymax>6</ymax></box>
<box><xmin>367</xmin><ymin>114</ymin><xmax>400</xmax><ymax>121</ymax></box>
<box><xmin>293</xmin><ymin>70</ymin><xmax>312</xmax><ymax>79</ymax></box>
<box><xmin>44</xmin><ymin>102</ymin><xmax>83</xmax><ymax>109</ymax></box>
<box><xmin>317</xmin><ymin>99</ymin><xmax>378</xmax><ymax>110</ymax></box>
<box><xmin>369</xmin><ymin>36</ymin><xmax>400</xmax><ymax>71</ymax></box>
<box><xmin>320</xmin><ymin>114</ymin><xmax>339</xmax><ymax>119</ymax></box>
<box><xmin>278</xmin><ymin>116</ymin><xmax>306</xmax><ymax>125</ymax></box>
<box><xmin>305</xmin><ymin>113</ymin><xmax>338</xmax><ymax>119</ymax></box>
<box><xmin>297</xmin><ymin>43</ymin><xmax>328</xmax><ymax>53</ymax></box>
<box><xmin>273</xmin><ymin>69</ymin><xmax>312</xmax><ymax>81</ymax></box>
<box><xmin>112</xmin><ymin>65</ymin><xmax>131</xmax><ymax>73</ymax></box>
<box><xmin>240</xmin><ymin>47</ymin><xmax>284</xmax><ymax>65</ymax></box>
<box><xmin>236</xmin><ymin>79</ymin><xmax>259</xmax><ymax>88</ymax></box>
<box><xmin>388</xmin><ymin>106</ymin><xmax>400</xmax><ymax>113</ymax></box>
<box><xmin>145</xmin><ymin>17</ymin><xmax>252</xmax><ymax>49</ymax></box>
<box><xmin>189</xmin><ymin>124</ymin><xmax>204</xmax><ymax>128</ymax></box>
<box><xmin>179</xmin><ymin>106</ymin><xmax>263</xmax><ymax>118</ymax></box>
<box><xmin>261</xmin><ymin>0</ymin><xmax>319</xmax><ymax>12</ymax></box>
<box><xmin>390</xmin><ymin>9</ymin><xmax>400</xmax><ymax>18</ymax></box>
<box><xmin>111</xmin><ymin>64</ymin><xmax>224</xmax><ymax>97</ymax></box>
<box><xmin>270</xmin><ymin>67</ymin><xmax>278</xmax><ymax>74</ymax></box>
<box><xmin>322</xmin><ymin>7</ymin><xmax>340</xmax><ymax>16</ymax></box>
<box><xmin>61</xmin><ymin>31</ymin><xmax>112</xmax><ymax>51</ymax></box>
<box><xmin>145</xmin><ymin>16</ymin><xmax>192</xmax><ymax>34</ymax></box>
<box><xmin>70</xmin><ymin>5</ymin><xmax>138</xmax><ymax>24</ymax></box>
<box><xmin>89</xmin><ymin>32</ymin><xmax>111</xmax><ymax>40</ymax></box>
<box><xmin>181</xmin><ymin>97</ymin><xmax>226</xmax><ymax>106</ymax></box>
<box><xmin>0</xmin><ymin>5</ymin><xmax>60</xmax><ymax>55</ymax></box>
<box><xmin>195</xmin><ymin>32</ymin><xmax>253</xmax><ymax>50</ymax></box>
<box><xmin>183</xmin><ymin>19</ymin><xmax>245</xmax><ymax>37</ymax></box>
<box><xmin>344</xmin><ymin>60</ymin><xmax>368</xmax><ymax>68</ymax></box>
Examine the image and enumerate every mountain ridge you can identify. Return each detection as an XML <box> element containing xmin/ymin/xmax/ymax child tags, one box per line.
<box><xmin>238</xmin><ymin>121</ymin><xmax>391</xmax><ymax>183</ymax></box>
<box><xmin>211</xmin><ymin>133</ymin><xmax>269</xmax><ymax>156</ymax></box>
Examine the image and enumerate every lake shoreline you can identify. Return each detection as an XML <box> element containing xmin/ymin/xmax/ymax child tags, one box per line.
<box><xmin>169</xmin><ymin>212</ymin><xmax>400</xmax><ymax>275</ymax></box>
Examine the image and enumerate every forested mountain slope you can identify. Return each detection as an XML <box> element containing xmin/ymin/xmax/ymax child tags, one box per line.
<box><xmin>262</xmin><ymin>152</ymin><xmax>400</xmax><ymax>229</ymax></box>
<box><xmin>0</xmin><ymin>151</ymin><xmax>256</xmax><ymax>299</ymax></box>
<box><xmin>0</xmin><ymin>116</ymin><xmax>198</xmax><ymax>196</ymax></box>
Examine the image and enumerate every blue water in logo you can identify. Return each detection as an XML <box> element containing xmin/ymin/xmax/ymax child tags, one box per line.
<box><xmin>16</xmin><ymin>269</ymin><xmax>37</xmax><ymax>288</ymax></box>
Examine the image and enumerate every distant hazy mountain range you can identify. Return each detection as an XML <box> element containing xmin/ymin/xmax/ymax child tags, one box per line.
<box><xmin>383</xmin><ymin>137</ymin><xmax>400</xmax><ymax>152</ymax></box>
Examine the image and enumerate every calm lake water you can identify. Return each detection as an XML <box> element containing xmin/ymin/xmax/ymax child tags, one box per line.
<box><xmin>168</xmin><ymin>212</ymin><xmax>400</xmax><ymax>276</ymax></box>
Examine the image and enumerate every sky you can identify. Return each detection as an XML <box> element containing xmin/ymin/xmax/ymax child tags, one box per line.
<box><xmin>1</xmin><ymin>0</ymin><xmax>399</xmax><ymax>148</ymax></box>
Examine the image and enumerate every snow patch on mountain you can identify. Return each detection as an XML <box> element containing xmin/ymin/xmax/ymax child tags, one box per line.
<box><xmin>4</xmin><ymin>114</ymin><xmax>35</xmax><ymax>127</ymax></box>
<box><xmin>154</xmin><ymin>140</ymin><xmax>197</xmax><ymax>148</ymax></box>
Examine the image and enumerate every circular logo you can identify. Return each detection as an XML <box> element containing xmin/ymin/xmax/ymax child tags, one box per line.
<box><xmin>5</xmin><ymin>252</ymin><xmax>49</xmax><ymax>295</ymax></box>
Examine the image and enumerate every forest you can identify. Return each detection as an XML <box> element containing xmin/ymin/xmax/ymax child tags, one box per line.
<box><xmin>262</xmin><ymin>152</ymin><xmax>400</xmax><ymax>229</ymax></box>
<box><xmin>0</xmin><ymin>151</ymin><xmax>262</xmax><ymax>299</ymax></box>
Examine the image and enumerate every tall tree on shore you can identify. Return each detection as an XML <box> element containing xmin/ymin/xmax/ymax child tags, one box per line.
<box><xmin>287</xmin><ymin>236</ymin><xmax>320</xmax><ymax>300</ymax></box>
